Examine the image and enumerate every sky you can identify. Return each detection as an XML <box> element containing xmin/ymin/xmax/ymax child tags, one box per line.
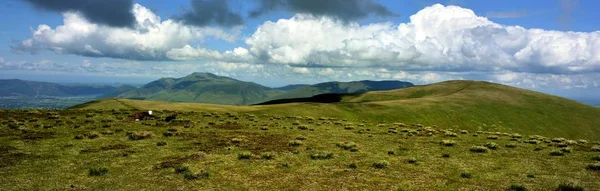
<box><xmin>0</xmin><ymin>0</ymin><xmax>599</xmax><ymax>100</ymax></box>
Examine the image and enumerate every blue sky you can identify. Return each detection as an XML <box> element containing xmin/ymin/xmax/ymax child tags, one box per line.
<box><xmin>0</xmin><ymin>0</ymin><xmax>598</xmax><ymax>101</ymax></box>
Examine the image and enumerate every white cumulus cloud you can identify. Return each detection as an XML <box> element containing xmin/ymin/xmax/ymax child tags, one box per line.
<box><xmin>13</xmin><ymin>4</ymin><xmax>239</xmax><ymax>61</ymax></box>
<box><xmin>170</xmin><ymin>4</ymin><xmax>600</xmax><ymax>75</ymax></box>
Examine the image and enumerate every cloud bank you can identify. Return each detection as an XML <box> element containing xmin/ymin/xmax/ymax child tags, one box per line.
<box><xmin>11</xmin><ymin>3</ymin><xmax>600</xmax><ymax>89</ymax></box>
<box><xmin>171</xmin><ymin>4</ymin><xmax>600</xmax><ymax>75</ymax></box>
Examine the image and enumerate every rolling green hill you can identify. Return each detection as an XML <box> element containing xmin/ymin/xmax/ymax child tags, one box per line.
<box><xmin>109</xmin><ymin>72</ymin><xmax>284</xmax><ymax>105</ymax></box>
<box><xmin>78</xmin><ymin>80</ymin><xmax>600</xmax><ymax>140</ymax></box>
<box><xmin>268</xmin><ymin>80</ymin><xmax>414</xmax><ymax>100</ymax></box>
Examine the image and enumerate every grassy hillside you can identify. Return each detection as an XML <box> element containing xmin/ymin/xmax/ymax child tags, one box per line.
<box><xmin>97</xmin><ymin>85</ymin><xmax>137</xmax><ymax>99</ymax></box>
<box><xmin>77</xmin><ymin>81</ymin><xmax>600</xmax><ymax>140</ymax></box>
<box><xmin>111</xmin><ymin>73</ymin><xmax>284</xmax><ymax>105</ymax></box>
<box><xmin>1</xmin><ymin>107</ymin><xmax>599</xmax><ymax>190</ymax></box>
<box><xmin>269</xmin><ymin>80</ymin><xmax>414</xmax><ymax>100</ymax></box>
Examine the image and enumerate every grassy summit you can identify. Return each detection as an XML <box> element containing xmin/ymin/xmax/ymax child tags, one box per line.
<box><xmin>77</xmin><ymin>80</ymin><xmax>600</xmax><ymax>140</ymax></box>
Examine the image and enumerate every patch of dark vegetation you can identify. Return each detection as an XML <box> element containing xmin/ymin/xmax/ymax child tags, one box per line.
<box><xmin>157</xmin><ymin>141</ymin><xmax>167</xmax><ymax>146</ymax></box>
<box><xmin>0</xmin><ymin>149</ymin><xmax>42</xmax><ymax>168</ymax></box>
<box><xmin>555</xmin><ymin>182</ymin><xmax>584</xmax><ymax>191</ymax></box>
<box><xmin>442</xmin><ymin>153</ymin><xmax>451</xmax><ymax>158</ymax></box>
<box><xmin>86</xmin><ymin>131</ymin><xmax>100</xmax><ymax>139</ymax></box>
<box><xmin>18</xmin><ymin>130</ymin><xmax>55</xmax><ymax>141</ymax></box>
<box><xmin>165</xmin><ymin>114</ymin><xmax>177</xmax><ymax>122</ymax></box>
<box><xmin>261</xmin><ymin>152</ymin><xmax>275</xmax><ymax>160</ymax></box>
<box><xmin>549</xmin><ymin>150</ymin><xmax>565</xmax><ymax>156</ymax></box>
<box><xmin>372</xmin><ymin>160</ymin><xmax>389</xmax><ymax>169</ymax></box>
<box><xmin>336</xmin><ymin>142</ymin><xmax>358</xmax><ymax>152</ymax></box>
<box><xmin>184</xmin><ymin>171</ymin><xmax>210</xmax><ymax>180</ymax></box>
<box><xmin>586</xmin><ymin>163</ymin><xmax>600</xmax><ymax>171</ymax></box>
<box><xmin>175</xmin><ymin>165</ymin><xmax>190</xmax><ymax>174</ymax></box>
<box><xmin>238</xmin><ymin>152</ymin><xmax>254</xmax><ymax>160</ymax></box>
<box><xmin>153</xmin><ymin>154</ymin><xmax>205</xmax><ymax>170</ymax></box>
<box><xmin>484</xmin><ymin>142</ymin><xmax>500</xmax><ymax>150</ymax></box>
<box><xmin>213</xmin><ymin>122</ymin><xmax>243</xmax><ymax>130</ymax></box>
<box><xmin>348</xmin><ymin>163</ymin><xmax>358</xmax><ymax>169</ymax></box>
<box><xmin>255</xmin><ymin>93</ymin><xmax>355</xmax><ymax>105</ymax></box>
<box><xmin>460</xmin><ymin>172</ymin><xmax>472</xmax><ymax>178</ymax></box>
<box><xmin>310</xmin><ymin>152</ymin><xmax>334</xmax><ymax>160</ymax></box>
<box><xmin>440</xmin><ymin>140</ymin><xmax>456</xmax><ymax>147</ymax></box>
<box><xmin>88</xmin><ymin>167</ymin><xmax>109</xmax><ymax>176</ymax></box>
<box><xmin>288</xmin><ymin>140</ymin><xmax>303</xmax><ymax>147</ymax></box>
<box><xmin>407</xmin><ymin>158</ymin><xmax>418</xmax><ymax>165</ymax></box>
<box><xmin>508</xmin><ymin>184</ymin><xmax>528</xmax><ymax>191</ymax></box>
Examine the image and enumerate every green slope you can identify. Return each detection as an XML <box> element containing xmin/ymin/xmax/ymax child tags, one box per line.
<box><xmin>268</xmin><ymin>80</ymin><xmax>414</xmax><ymax>100</ymax></box>
<box><xmin>75</xmin><ymin>80</ymin><xmax>600</xmax><ymax>140</ymax></box>
<box><xmin>97</xmin><ymin>85</ymin><xmax>137</xmax><ymax>99</ymax></box>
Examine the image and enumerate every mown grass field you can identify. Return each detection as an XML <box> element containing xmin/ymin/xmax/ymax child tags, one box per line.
<box><xmin>1</xmin><ymin>108</ymin><xmax>599</xmax><ymax>190</ymax></box>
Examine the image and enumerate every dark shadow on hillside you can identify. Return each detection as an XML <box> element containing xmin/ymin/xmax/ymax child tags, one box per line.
<box><xmin>254</xmin><ymin>93</ymin><xmax>358</xmax><ymax>105</ymax></box>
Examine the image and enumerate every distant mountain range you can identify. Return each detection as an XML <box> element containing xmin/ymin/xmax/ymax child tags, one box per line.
<box><xmin>102</xmin><ymin>72</ymin><xmax>415</xmax><ymax>105</ymax></box>
<box><xmin>0</xmin><ymin>79</ymin><xmax>115</xmax><ymax>97</ymax></box>
<box><xmin>3</xmin><ymin>73</ymin><xmax>600</xmax><ymax>107</ymax></box>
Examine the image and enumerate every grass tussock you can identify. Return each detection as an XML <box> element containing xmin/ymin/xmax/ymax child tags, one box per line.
<box><xmin>88</xmin><ymin>167</ymin><xmax>109</xmax><ymax>177</ymax></box>
<box><xmin>372</xmin><ymin>160</ymin><xmax>389</xmax><ymax>169</ymax></box>
<box><xmin>127</xmin><ymin>131</ymin><xmax>154</xmax><ymax>140</ymax></box>
<box><xmin>288</xmin><ymin>140</ymin><xmax>303</xmax><ymax>147</ymax></box>
<box><xmin>587</xmin><ymin>163</ymin><xmax>600</xmax><ymax>171</ymax></box>
<box><xmin>440</xmin><ymin>140</ymin><xmax>456</xmax><ymax>147</ymax></box>
<box><xmin>184</xmin><ymin>171</ymin><xmax>210</xmax><ymax>180</ymax></box>
<box><xmin>470</xmin><ymin>146</ymin><xmax>489</xmax><ymax>153</ymax></box>
<box><xmin>237</xmin><ymin>152</ymin><xmax>254</xmax><ymax>160</ymax></box>
<box><xmin>484</xmin><ymin>142</ymin><xmax>499</xmax><ymax>150</ymax></box>
<box><xmin>460</xmin><ymin>172</ymin><xmax>472</xmax><ymax>178</ymax></box>
<box><xmin>507</xmin><ymin>184</ymin><xmax>528</xmax><ymax>191</ymax></box>
<box><xmin>336</xmin><ymin>142</ymin><xmax>358</xmax><ymax>152</ymax></box>
<box><xmin>310</xmin><ymin>152</ymin><xmax>334</xmax><ymax>160</ymax></box>
<box><xmin>555</xmin><ymin>182</ymin><xmax>584</xmax><ymax>191</ymax></box>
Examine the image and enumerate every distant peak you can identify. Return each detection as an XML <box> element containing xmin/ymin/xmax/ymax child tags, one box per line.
<box><xmin>188</xmin><ymin>72</ymin><xmax>216</xmax><ymax>77</ymax></box>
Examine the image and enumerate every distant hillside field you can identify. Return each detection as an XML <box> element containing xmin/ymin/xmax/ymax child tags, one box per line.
<box><xmin>76</xmin><ymin>80</ymin><xmax>600</xmax><ymax>140</ymax></box>
<box><xmin>0</xmin><ymin>79</ymin><xmax>115</xmax><ymax>97</ymax></box>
